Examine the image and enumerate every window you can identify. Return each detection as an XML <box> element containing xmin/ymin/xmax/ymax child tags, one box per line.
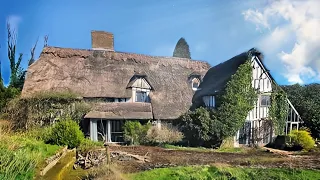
<box><xmin>203</xmin><ymin>96</ymin><xmax>215</xmax><ymax>108</ymax></box>
<box><xmin>260</xmin><ymin>95</ymin><xmax>271</xmax><ymax>106</ymax></box>
<box><xmin>136</xmin><ymin>91</ymin><xmax>148</xmax><ymax>102</ymax></box>
<box><xmin>192</xmin><ymin>78</ymin><xmax>200</xmax><ymax>91</ymax></box>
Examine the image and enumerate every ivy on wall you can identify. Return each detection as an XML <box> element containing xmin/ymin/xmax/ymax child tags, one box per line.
<box><xmin>5</xmin><ymin>92</ymin><xmax>91</xmax><ymax>129</ymax></box>
<box><xmin>215</xmin><ymin>57</ymin><xmax>258</xmax><ymax>139</ymax></box>
<box><xmin>269</xmin><ymin>85</ymin><xmax>289</xmax><ymax>135</ymax></box>
<box><xmin>178</xmin><ymin>56</ymin><xmax>258</xmax><ymax>147</ymax></box>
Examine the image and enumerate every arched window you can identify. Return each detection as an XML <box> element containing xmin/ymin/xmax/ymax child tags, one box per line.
<box><xmin>191</xmin><ymin>78</ymin><xmax>200</xmax><ymax>91</ymax></box>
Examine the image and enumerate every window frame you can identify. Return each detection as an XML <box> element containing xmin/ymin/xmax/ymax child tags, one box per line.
<box><xmin>260</xmin><ymin>95</ymin><xmax>271</xmax><ymax>107</ymax></box>
<box><xmin>191</xmin><ymin>78</ymin><xmax>200</xmax><ymax>91</ymax></box>
<box><xmin>135</xmin><ymin>90</ymin><xmax>148</xmax><ymax>102</ymax></box>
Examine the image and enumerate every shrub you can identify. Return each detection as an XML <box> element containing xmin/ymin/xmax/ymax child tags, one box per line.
<box><xmin>288</xmin><ymin>130</ymin><xmax>315</xmax><ymax>151</ymax></box>
<box><xmin>45</xmin><ymin>118</ymin><xmax>84</xmax><ymax>149</ymax></box>
<box><xmin>123</xmin><ymin>121</ymin><xmax>151</xmax><ymax>145</ymax></box>
<box><xmin>77</xmin><ymin>138</ymin><xmax>104</xmax><ymax>153</ymax></box>
<box><xmin>177</xmin><ymin>107</ymin><xmax>221</xmax><ymax>147</ymax></box>
<box><xmin>146</xmin><ymin>124</ymin><xmax>183</xmax><ymax>145</ymax></box>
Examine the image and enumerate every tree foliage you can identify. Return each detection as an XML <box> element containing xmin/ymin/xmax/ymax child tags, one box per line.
<box><xmin>0</xmin><ymin>23</ymin><xmax>39</xmax><ymax>113</ymax></box>
<box><xmin>178</xmin><ymin>107</ymin><xmax>216</xmax><ymax>147</ymax></box>
<box><xmin>281</xmin><ymin>83</ymin><xmax>320</xmax><ymax>138</ymax></box>
<box><xmin>178</xmin><ymin>58</ymin><xmax>257</xmax><ymax>147</ymax></box>
<box><xmin>173</xmin><ymin>38</ymin><xmax>191</xmax><ymax>59</ymax></box>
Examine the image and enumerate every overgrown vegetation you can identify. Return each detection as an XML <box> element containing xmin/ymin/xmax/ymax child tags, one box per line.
<box><xmin>0</xmin><ymin>121</ymin><xmax>61</xmax><ymax>180</ymax></box>
<box><xmin>5</xmin><ymin>91</ymin><xmax>90</xmax><ymax>129</ymax></box>
<box><xmin>288</xmin><ymin>129</ymin><xmax>315</xmax><ymax>151</ymax></box>
<box><xmin>123</xmin><ymin>121</ymin><xmax>151</xmax><ymax>145</ymax></box>
<box><xmin>128</xmin><ymin>166</ymin><xmax>320</xmax><ymax>180</ymax></box>
<box><xmin>45</xmin><ymin>118</ymin><xmax>85</xmax><ymax>149</ymax></box>
<box><xmin>178</xmin><ymin>58</ymin><xmax>257</xmax><ymax>148</ymax></box>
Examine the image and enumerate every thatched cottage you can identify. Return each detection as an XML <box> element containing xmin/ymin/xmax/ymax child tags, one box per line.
<box><xmin>22</xmin><ymin>31</ymin><xmax>210</xmax><ymax>142</ymax></box>
<box><xmin>192</xmin><ymin>49</ymin><xmax>302</xmax><ymax>147</ymax></box>
<box><xmin>22</xmin><ymin>31</ymin><xmax>302</xmax><ymax>146</ymax></box>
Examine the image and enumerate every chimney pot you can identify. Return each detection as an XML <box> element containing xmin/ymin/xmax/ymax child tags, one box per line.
<box><xmin>91</xmin><ymin>31</ymin><xmax>114</xmax><ymax>51</ymax></box>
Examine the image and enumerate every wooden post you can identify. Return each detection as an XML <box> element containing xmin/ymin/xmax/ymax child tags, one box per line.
<box><xmin>105</xmin><ymin>144</ymin><xmax>111</xmax><ymax>174</ymax></box>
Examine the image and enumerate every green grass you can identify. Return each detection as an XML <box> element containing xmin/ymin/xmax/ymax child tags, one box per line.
<box><xmin>0</xmin><ymin>134</ymin><xmax>61</xmax><ymax>180</ymax></box>
<box><xmin>128</xmin><ymin>166</ymin><xmax>320</xmax><ymax>180</ymax></box>
<box><xmin>163</xmin><ymin>144</ymin><xmax>246</xmax><ymax>153</ymax></box>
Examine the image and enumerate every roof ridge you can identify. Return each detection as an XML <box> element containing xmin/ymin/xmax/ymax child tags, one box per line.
<box><xmin>42</xmin><ymin>46</ymin><xmax>210</xmax><ymax>64</ymax></box>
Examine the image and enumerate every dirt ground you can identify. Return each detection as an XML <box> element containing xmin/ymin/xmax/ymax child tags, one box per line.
<box><xmin>109</xmin><ymin>146</ymin><xmax>320</xmax><ymax>173</ymax></box>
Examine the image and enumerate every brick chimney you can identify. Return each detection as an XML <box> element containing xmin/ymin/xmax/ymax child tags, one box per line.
<box><xmin>91</xmin><ymin>31</ymin><xmax>114</xmax><ymax>51</ymax></box>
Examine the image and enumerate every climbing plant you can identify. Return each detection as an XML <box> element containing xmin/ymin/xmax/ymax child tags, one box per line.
<box><xmin>269</xmin><ymin>85</ymin><xmax>289</xmax><ymax>135</ymax></box>
<box><xmin>215</xmin><ymin>57</ymin><xmax>258</xmax><ymax>139</ymax></box>
<box><xmin>178</xmin><ymin>56</ymin><xmax>258</xmax><ymax>147</ymax></box>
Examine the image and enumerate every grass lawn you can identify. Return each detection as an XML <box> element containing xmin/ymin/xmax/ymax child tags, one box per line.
<box><xmin>128</xmin><ymin>166</ymin><xmax>320</xmax><ymax>180</ymax></box>
<box><xmin>0</xmin><ymin>134</ymin><xmax>61</xmax><ymax>180</ymax></box>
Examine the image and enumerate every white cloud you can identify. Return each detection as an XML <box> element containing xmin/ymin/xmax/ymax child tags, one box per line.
<box><xmin>242</xmin><ymin>9</ymin><xmax>270</xmax><ymax>31</ymax></box>
<box><xmin>243</xmin><ymin>0</ymin><xmax>320</xmax><ymax>84</ymax></box>
<box><xmin>258</xmin><ymin>25</ymin><xmax>292</xmax><ymax>54</ymax></box>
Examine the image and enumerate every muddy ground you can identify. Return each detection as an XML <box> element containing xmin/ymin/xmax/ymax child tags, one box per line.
<box><xmin>109</xmin><ymin>146</ymin><xmax>320</xmax><ymax>173</ymax></box>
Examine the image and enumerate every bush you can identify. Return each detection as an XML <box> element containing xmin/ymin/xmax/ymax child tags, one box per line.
<box><xmin>45</xmin><ymin>118</ymin><xmax>84</xmax><ymax>149</ymax></box>
<box><xmin>123</xmin><ymin>121</ymin><xmax>151</xmax><ymax>145</ymax></box>
<box><xmin>177</xmin><ymin>107</ymin><xmax>222</xmax><ymax>147</ymax></box>
<box><xmin>77</xmin><ymin>138</ymin><xmax>104</xmax><ymax>153</ymax></box>
<box><xmin>146</xmin><ymin>124</ymin><xmax>184</xmax><ymax>145</ymax></box>
<box><xmin>288</xmin><ymin>130</ymin><xmax>315</xmax><ymax>151</ymax></box>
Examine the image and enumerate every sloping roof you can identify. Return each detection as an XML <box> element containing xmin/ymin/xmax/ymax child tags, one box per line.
<box><xmin>22</xmin><ymin>47</ymin><xmax>210</xmax><ymax>120</ymax></box>
<box><xmin>85</xmin><ymin>102</ymin><xmax>153</xmax><ymax>120</ymax></box>
<box><xmin>191</xmin><ymin>48</ymin><xmax>262</xmax><ymax>109</ymax></box>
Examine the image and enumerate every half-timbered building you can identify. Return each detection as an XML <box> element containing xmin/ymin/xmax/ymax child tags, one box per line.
<box><xmin>192</xmin><ymin>49</ymin><xmax>302</xmax><ymax>147</ymax></box>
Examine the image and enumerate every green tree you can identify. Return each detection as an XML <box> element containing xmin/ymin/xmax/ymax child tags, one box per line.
<box><xmin>173</xmin><ymin>38</ymin><xmax>191</xmax><ymax>59</ymax></box>
<box><xmin>281</xmin><ymin>83</ymin><xmax>320</xmax><ymax>138</ymax></box>
<box><xmin>178</xmin><ymin>107</ymin><xmax>215</xmax><ymax>147</ymax></box>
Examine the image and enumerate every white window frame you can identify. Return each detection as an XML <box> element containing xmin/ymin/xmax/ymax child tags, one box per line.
<box><xmin>192</xmin><ymin>78</ymin><xmax>200</xmax><ymax>91</ymax></box>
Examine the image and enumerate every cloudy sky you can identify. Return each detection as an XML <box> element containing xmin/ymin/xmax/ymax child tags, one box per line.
<box><xmin>0</xmin><ymin>0</ymin><xmax>319</xmax><ymax>85</ymax></box>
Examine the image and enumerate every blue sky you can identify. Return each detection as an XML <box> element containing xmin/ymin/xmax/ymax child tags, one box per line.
<box><xmin>1</xmin><ymin>0</ymin><xmax>320</xmax><ymax>86</ymax></box>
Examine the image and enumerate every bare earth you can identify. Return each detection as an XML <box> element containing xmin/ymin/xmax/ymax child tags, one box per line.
<box><xmin>109</xmin><ymin>146</ymin><xmax>320</xmax><ymax>173</ymax></box>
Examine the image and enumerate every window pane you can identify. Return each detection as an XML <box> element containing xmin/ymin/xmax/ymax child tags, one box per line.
<box><xmin>136</xmin><ymin>91</ymin><xmax>147</xmax><ymax>102</ymax></box>
<box><xmin>261</xmin><ymin>95</ymin><xmax>270</xmax><ymax>106</ymax></box>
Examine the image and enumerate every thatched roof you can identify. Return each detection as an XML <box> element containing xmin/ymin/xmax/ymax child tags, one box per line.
<box><xmin>192</xmin><ymin>48</ymin><xmax>263</xmax><ymax>109</ymax></box>
<box><xmin>85</xmin><ymin>102</ymin><xmax>153</xmax><ymax>120</ymax></box>
<box><xmin>22</xmin><ymin>47</ymin><xmax>210</xmax><ymax>120</ymax></box>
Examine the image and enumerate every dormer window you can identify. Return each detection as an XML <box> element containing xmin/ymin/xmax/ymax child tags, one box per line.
<box><xmin>192</xmin><ymin>78</ymin><xmax>200</xmax><ymax>91</ymax></box>
<box><xmin>127</xmin><ymin>74</ymin><xmax>153</xmax><ymax>103</ymax></box>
